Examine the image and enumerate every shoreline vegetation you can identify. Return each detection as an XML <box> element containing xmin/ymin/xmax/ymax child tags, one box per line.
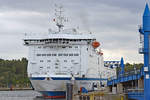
<box><xmin>0</xmin><ymin>87</ymin><xmax>33</xmax><ymax>91</ymax></box>
<box><xmin>0</xmin><ymin>58</ymin><xmax>143</xmax><ymax>90</ymax></box>
<box><xmin>0</xmin><ymin>58</ymin><xmax>31</xmax><ymax>89</ymax></box>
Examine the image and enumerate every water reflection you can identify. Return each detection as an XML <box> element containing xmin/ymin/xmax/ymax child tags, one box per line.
<box><xmin>0</xmin><ymin>90</ymin><xmax>64</xmax><ymax>100</ymax></box>
<box><xmin>33</xmin><ymin>98</ymin><xmax>65</xmax><ymax>100</ymax></box>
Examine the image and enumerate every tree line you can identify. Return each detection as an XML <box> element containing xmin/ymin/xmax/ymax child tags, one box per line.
<box><xmin>116</xmin><ymin>63</ymin><xmax>144</xmax><ymax>76</ymax></box>
<box><xmin>0</xmin><ymin>58</ymin><xmax>30</xmax><ymax>88</ymax></box>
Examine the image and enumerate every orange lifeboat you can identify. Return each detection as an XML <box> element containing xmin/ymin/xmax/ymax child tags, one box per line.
<box><xmin>92</xmin><ymin>41</ymin><xmax>100</xmax><ymax>48</ymax></box>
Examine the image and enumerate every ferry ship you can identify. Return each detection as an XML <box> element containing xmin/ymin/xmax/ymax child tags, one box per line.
<box><xmin>23</xmin><ymin>6</ymin><xmax>116</xmax><ymax>99</ymax></box>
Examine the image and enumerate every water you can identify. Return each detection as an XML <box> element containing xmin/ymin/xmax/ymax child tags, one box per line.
<box><xmin>0</xmin><ymin>90</ymin><xmax>65</xmax><ymax>100</ymax></box>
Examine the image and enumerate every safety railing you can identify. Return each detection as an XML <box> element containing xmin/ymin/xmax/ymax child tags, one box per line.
<box><xmin>78</xmin><ymin>91</ymin><xmax>125</xmax><ymax>100</ymax></box>
<box><xmin>126</xmin><ymin>88</ymin><xmax>144</xmax><ymax>93</ymax></box>
<box><xmin>107</xmin><ymin>67</ymin><xmax>144</xmax><ymax>84</ymax></box>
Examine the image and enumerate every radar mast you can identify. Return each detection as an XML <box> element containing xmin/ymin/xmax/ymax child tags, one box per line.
<box><xmin>53</xmin><ymin>5</ymin><xmax>68</xmax><ymax>32</ymax></box>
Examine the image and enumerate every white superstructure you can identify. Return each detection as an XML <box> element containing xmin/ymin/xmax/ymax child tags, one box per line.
<box><xmin>23</xmin><ymin>6</ymin><xmax>115</xmax><ymax>98</ymax></box>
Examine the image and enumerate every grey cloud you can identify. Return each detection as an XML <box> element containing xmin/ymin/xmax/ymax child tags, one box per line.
<box><xmin>0</xmin><ymin>0</ymin><xmax>145</xmax><ymax>13</ymax></box>
<box><xmin>0</xmin><ymin>0</ymin><xmax>146</xmax><ymax>63</ymax></box>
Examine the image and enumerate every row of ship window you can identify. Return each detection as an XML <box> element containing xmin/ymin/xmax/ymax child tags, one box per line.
<box><xmin>38</xmin><ymin>46</ymin><xmax>79</xmax><ymax>49</ymax></box>
<box><xmin>39</xmin><ymin>66</ymin><xmax>73</xmax><ymax>69</ymax></box>
<box><xmin>26</xmin><ymin>39</ymin><xmax>92</xmax><ymax>42</ymax></box>
<box><xmin>40</xmin><ymin>59</ymin><xmax>75</xmax><ymax>63</ymax></box>
<box><xmin>37</xmin><ymin>53</ymin><xmax>79</xmax><ymax>56</ymax></box>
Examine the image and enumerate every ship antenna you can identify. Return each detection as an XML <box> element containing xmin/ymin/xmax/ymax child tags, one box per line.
<box><xmin>53</xmin><ymin>4</ymin><xmax>68</xmax><ymax>32</ymax></box>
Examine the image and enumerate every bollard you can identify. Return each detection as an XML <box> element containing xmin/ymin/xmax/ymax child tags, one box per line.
<box><xmin>87</xmin><ymin>96</ymin><xmax>90</xmax><ymax>100</ymax></box>
<box><xmin>83</xmin><ymin>96</ymin><xmax>86</xmax><ymax>100</ymax></box>
<box><xmin>120</xmin><ymin>95</ymin><xmax>124</xmax><ymax>100</ymax></box>
<box><xmin>79</xmin><ymin>96</ymin><xmax>82</xmax><ymax>100</ymax></box>
<box><xmin>10</xmin><ymin>85</ymin><xmax>13</xmax><ymax>91</ymax></box>
<box><xmin>66</xmin><ymin>83</ymin><xmax>73</xmax><ymax>100</ymax></box>
<box><xmin>90</xmin><ymin>94</ymin><xmax>94</xmax><ymax>100</ymax></box>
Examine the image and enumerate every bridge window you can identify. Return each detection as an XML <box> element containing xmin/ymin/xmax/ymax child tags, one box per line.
<box><xmin>64</xmin><ymin>54</ymin><xmax>68</xmax><ymax>56</ymax></box>
<box><xmin>52</xmin><ymin>54</ymin><xmax>57</xmax><ymax>56</ymax></box>
<box><xmin>69</xmin><ymin>54</ymin><xmax>73</xmax><ymax>56</ymax></box>
<box><xmin>58</xmin><ymin>54</ymin><xmax>63</xmax><ymax>56</ymax></box>
<box><xmin>74</xmin><ymin>53</ymin><xmax>79</xmax><ymax>56</ymax></box>
<box><xmin>42</xmin><ymin>54</ymin><xmax>46</xmax><ymax>56</ymax></box>
<box><xmin>37</xmin><ymin>54</ymin><xmax>41</xmax><ymax>56</ymax></box>
<box><xmin>75</xmin><ymin>46</ymin><xmax>78</xmax><ymax>48</ymax></box>
<box><xmin>47</xmin><ymin>54</ymin><xmax>51</xmax><ymax>56</ymax></box>
<box><xmin>62</xmin><ymin>46</ymin><xmax>66</xmax><ymax>48</ymax></box>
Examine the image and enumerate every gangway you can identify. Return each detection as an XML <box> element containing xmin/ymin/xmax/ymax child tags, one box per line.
<box><xmin>107</xmin><ymin>67</ymin><xmax>144</xmax><ymax>86</ymax></box>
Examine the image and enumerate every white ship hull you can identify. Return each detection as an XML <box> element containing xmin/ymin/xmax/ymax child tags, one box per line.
<box><xmin>30</xmin><ymin>77</ymin><xmax>106</xmax><ymax>98</ymax></box>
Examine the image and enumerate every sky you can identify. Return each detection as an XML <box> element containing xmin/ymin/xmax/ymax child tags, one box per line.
<box><xmin>0</xmin><ymin>0</ymin><xmax>147</xmax><ymax>63</ymax></box>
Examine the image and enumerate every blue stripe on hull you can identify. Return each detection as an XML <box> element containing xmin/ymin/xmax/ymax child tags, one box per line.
<box><xmin>51</xmin><ymin>77</ymin><xmax>71</xmax><ymax>80</ymax></box>
<box><xmin>75</xmin><ymin>77</ymin><xmax>107</xmax><ymax>80</ymax></box>
<box><xmin>40</xmin><ymin>91</ymin><xmax>66</xmax><ymax>96</ymax></box>
<box><xmin>30</xmin><ymin>77</ymin><xmax>45</xmax><ymax>80</ymax></box>
<box><xmin>30</xmin><ymin>77</ymin><xmax>107</xmax><ymax>80</ymax></box>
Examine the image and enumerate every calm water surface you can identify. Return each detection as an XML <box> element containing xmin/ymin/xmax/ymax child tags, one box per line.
<box><xmin>0</xmin><ymin>90</ymin><xmax>65</xmax><ymax>100</ymax></box>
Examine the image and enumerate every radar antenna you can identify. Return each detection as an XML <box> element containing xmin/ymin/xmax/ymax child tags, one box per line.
<box><xmin>53</xmin><ymin>4</ymin><xmax>68</xmax><ymax>32</ymax></box>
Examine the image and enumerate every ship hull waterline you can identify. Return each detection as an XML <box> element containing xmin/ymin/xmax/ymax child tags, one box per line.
<box><xmin>30</xmin><ymin>77</ymin><xmax>107</xmax><ymax>98</ymax></box>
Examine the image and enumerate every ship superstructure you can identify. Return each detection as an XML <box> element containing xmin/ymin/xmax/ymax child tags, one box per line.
<box><xmin>23</xmin><ymin>6</ymin><xmax>115</xmax><ymax>99</ymax></box>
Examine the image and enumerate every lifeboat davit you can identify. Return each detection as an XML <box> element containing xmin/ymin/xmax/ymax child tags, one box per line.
<box><xmin>92</xmin><ymin>41</ymin><xmax>100</xmax><ymax>48</ymax></box>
